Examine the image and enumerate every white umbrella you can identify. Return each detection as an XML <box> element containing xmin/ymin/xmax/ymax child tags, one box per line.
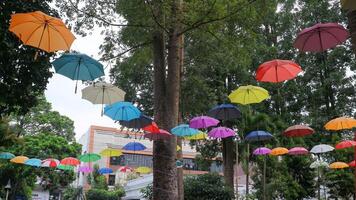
<box><xmin>41</xmin><ymin>158</ymin><xmax>60</xmax><ymax>168</ymax></box>
<box><xmin>310</xmin><ymin>160</ymin><xmax>329</xmax><ymax>169</ymax></box>
<box><xmin>310</xmin><ymin>144</ymin><xmax>334</xmax><ymax>154</ymax></box>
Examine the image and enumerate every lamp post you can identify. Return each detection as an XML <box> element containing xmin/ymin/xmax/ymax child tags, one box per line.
<box><xmin>4</xmin><ymin>180</ymin><xmax>11</xmax><ymax>200</ymax></box>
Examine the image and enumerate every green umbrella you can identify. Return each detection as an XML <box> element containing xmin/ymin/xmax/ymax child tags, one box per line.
<box><xmin>57</xmin><ymin>164</ymin><xmax>74</xmax><ymax>171</ymax></box>
<box><xmin>79</xmin><ymin>153</ymin><xmax>101</xmax><ymax>163</ymax></box>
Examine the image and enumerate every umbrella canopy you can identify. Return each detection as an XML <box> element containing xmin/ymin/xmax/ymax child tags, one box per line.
<box><xmin>207</xmin><ymin>104</ymin><xmax>241</xmax><ymax>120</ymax></box>
<box><xmin>123</xmin><ymin>142</ymin><xmax>147</xmax><ymax>151</ymax></box>
<box><xmin>10</xmin><ymin>156</ymin><xmax>28</xmax><ymax>164</ymax></box>
<box><xmin>270</xmin><ymin>147</ymin><xmax>289</xmax><ymax>156</ymax></box>
<box><xmin>310</xmin><ymin>160</ymin><xmax>329</xmax><ymax>169</ymax></box>
<box><xmin>256</xmin><ymin>59</ymin><xmax>303</xmax><ymax>83</ymax></box>
<box><xmin>9</xmin><ymin>11</ymin><xmax>75</xmax><ymax>52</ymax></box>
<box><xmin>294</xmin><ymin>23</ymin><xmax>349</xmax><ymax>52</ymax></box>
<box><xmin>189</xmin><ymin>116</ymin><xmax>219</xmax><ymax>129</ymax></box>
<box><xmin>99</xmin><ymin>167</ymin><xmax>113</xmax><ymax>174</ymax></box>
<box><xmin>100</xmin><ymin>148</ymin><xmax>122</xmax><ymax>157</ymax></box>
<box><xmin>330</xmin><ymin>162</ymin><xmax>349</xmax><ymax>169</ymax></box>
<box><xmin>143</xmin><ymin>122</ymin><xmax>160</xmax><ymax>133</ymax></box>
<box><xmin>349</xmin><ymin>160</ymin><xmax>356</xmax><ymax>167</ymax></box>
<box><xmin>82</xmin><ymin>82</ymin><xmax>125</xmax><ymax>105</ymax></box>
<box><xmin>0</xmin><ymin>152</ymin><xmax>15</xmax><ymax>159</ymax></box>
<box><xmin>253</xmin><ymin>147</ymin><xmax>271</xmax><ymax>155</ymax></box>
<box><xmin>310</xmin><ymin>144</ymin><xmax>334</xmax><ymax>154</ymax></box>
<box><xmin>208</xmin><ymin>127</ymin><xmax>235</xmax><ymax>139</ymax></box>
<box><xmin>104</xmin><ymin>101</ymin><xmax>141</xmax><ymax>121</ymax></box>
<box><xmin>335</xmin><ymin>140</ymin><xmax>356</xmax><ymax>149</ymax></box>
<box><xmin>288</xmin><ymin>147</ymin><xmax>309</xmax><ymax>155</ymax></box>
<box><xmin>184</xmin><ymin>132</ymin><xmax>207</xmax><ymax>140</ymax></box>
<box><xmin>135</xmin><ymin>166</ymin><xmax>151</xmax><ymax>174</ymax></box>
<box><xmin>341</xmin><ymin>0</ymin><xmax>356</xmax><ymax>11</ymax></box>
<box><xmin>171</xmin><ymin>124</ymin><xmax>199</xmax><ymax>137</ymax></box>
<box><xmin>324</xmin><ymin>117</ymin><xmax>356</xmax><ymax>131</ymax></box>
<box><xmin>119</xmin><ymin>166</ymin><xmax>133</xmax><ymax>173</ymax></box>
<box><xmin>228</xmin><ymin>85</ymin><xmax>270</xmax><ymax>105</ymax></box>
<box><xmin>60</xmin><ymin>157</ymin><xmax>80</xmax><ymax>166</ymax></box>
<box><xmin>177</xmin><ymin>145</ymin><xmax>181</xmax><ymax>151</ymax></box>
<box><xmin>78</xmin><ymin>165</ymin><xmax>93</xmax><ymax>173</ymax></box>
<box><xmin>57</xmin><ymin>164</ymin><xmax>74</xmax><ymax>171</ymax></box>
<box><xmin>144</xmin><ymin>129</ymin><xmax>172</xmax><ymax>141</ymax></box>
<box><xmin>120</xmin><ymin>115</ymin><xmax>153</xmax><ymax>129</ymax></box>
<box><xmin>25</xmin><ymin>158</ymin><xmax>42</xmax><ymax>167</ymax></box>
<box><xmin>41</xmin><ymin>158</ymin><xmax>60</xmax><ymax>168</ymax></box>
<box><xmin>79</xmin><ymin>153</ymin><xmax>101</xmax><ymax>163</ymax></box>
<box><xmin>283</xmin><ymin>125</ymin><xmax>315</xmax><ymax>137</ymax></box>
<box><xmin>245</xmin><ymin>130</ymin><xmax>273</xmax><ymax>142</ymax></box>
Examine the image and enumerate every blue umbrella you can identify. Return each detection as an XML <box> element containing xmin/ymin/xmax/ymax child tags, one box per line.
<box><xmin>25</xmin><ymin>158</ymin><xmax>42</xmax><ymax>167</ymax></box>
<box><xmin>208</xmin><ymin>104</ymin><xmax>241</xmax><ymax>121</ymax></box>
<box><xmin>120</xmin><ymin>115</ymin><xmax>153</xmax><ymax>129</ymax></box>
<box><xmin>171</xmin><ymin>124</ymin><xmax>199</xmax><ymax>137</ymax></box>
<box><xmin>104</xmin><ymin>101</ymin><xmax>141</xmax><ymax>121</ymax></box>
<box><xmin>0</xmin><ymin>152</ymin><xmax>15</xmax><ymax>159</ymax></box>
<box><xmin>98</xmin><ymin>167</ymin><xmax>113</xmax><ymax>174</ymax></box>
<box><xmin>52</xmin><ymin>53</ymin><xmax>105</xmax><ymax>93</ymax></box>
<box><xmin>123</xmin><ymin>142</ymin><xmax>146</xmax><ymax>151</ymax></box>
<box><xmin>245</xmin><ymin>130</ymin><xmax>273</xmax><ymax>142</ymax></box>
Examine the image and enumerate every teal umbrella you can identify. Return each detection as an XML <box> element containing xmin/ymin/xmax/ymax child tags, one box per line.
<box><xmin>171</xmin><ymin>124</ymin><xmax>199</xmax><ymax>137</ymax></box>
<box><xmin>0</xmin><ymin>152</ymin><xmax>15</xmax><ymax>159</ymax></box>
<box><xmin>25</xmin><ymin>158</ymin><xmax>42</xmax><ymax>167</ymax></box>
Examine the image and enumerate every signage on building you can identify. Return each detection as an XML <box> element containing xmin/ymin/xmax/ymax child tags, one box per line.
<box><xmin>31</xmin><ymin>190</ymin><xmax>50</xmax><ymax>200</ymax></box>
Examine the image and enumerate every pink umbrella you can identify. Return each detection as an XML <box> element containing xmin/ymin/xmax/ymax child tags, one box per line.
<box><xmin>294</xmin><ymin>23</ymin><xmax>349</xmax><ymax>52</ymax></box>
<box><xmin>144</xmin><ymin>129</ymin><xmax>172</xmax><ymax>141</ymax></box>
<box><xmin>41</xmin><ymin>158</ymin><xmax>60</xmax><ymax>168</ymax></box>
<box><xmin>208</xmin><ymin>127</ymin><xmax>235</xmax><ymax>139</ymax></box>
<box><xmin>288</xmin><ymin>147</ymin><xmax>309</xmax><ymax>155</ymax></box>
<box><xmin>189</xmin><ymin>116</ymin><xmax>220</xmax><ymax>129</ymax></box>
<box><xmin>253</xmin><ymin>147</ymin><xmax>271</xmax><ymax>155</ymax></box>
<box><xmin>78</xmin><ymin>165</ymin><xmax>93</xmax><ymax>173</ymax></box>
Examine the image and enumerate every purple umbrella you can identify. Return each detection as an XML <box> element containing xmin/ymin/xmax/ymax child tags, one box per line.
<box><xmin>253</xmin><ymin>147</ymin><xmax>271</xmax><ymax>155</ymax></box>
<box><xmin>189</xmin><ymin>116</ymin><xmax>219</xmax><ymax>129</ymax></box>
<box><xmin>288</xmin><ymin>147</ymin><xmax>309</xmax><ymax>155</ymax></box>
<box><xmin>208</xmin><ymin>127</ymin><xmax>235</xmax><ymax>139</ymax></box>
<box><xmin>294</xmin><ymin>23</ymin><xmax>349</xmax><ymax>52</ymax></box>
<box><xmin>78</xmin><ymin>165</ymin><xmax>93</xmax><ymax>173</ymax></box>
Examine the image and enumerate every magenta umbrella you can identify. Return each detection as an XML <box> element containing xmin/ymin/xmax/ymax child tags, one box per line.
<box><xmin>253</xmin><ymin>147</ymin><xmax>271</xmax><ymax>199</ymax></box>
<box><xmin>78</xmin><ymin>165</ymin><xmax>93</xmax><ymax>173</ymax></box>
<box><xmin>288</xmin><ymin>147</ymin><xmax>309</xmax><ymax>155</ymax></box>
<box><xmin>294</xmin><ymin>23</ymin><xmax>349</xmax><ymax>52</ymax></box>
<box><xmin>189</xmin><ymin>116</ymin><xmax>219</xmax><ymax>129</ymax></box>
<box><xmin>208</xmin><ymin>127</ymin><xmax>235</xmax><ymax>139</ymax></box>
<box><xmin>253</xmin><ymin>147</ymin><xmax>271</xmax><ymax>155</ymax></box>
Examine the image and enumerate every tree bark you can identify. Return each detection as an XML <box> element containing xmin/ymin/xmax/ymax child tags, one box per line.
<box><xmin>222</xmin><ymin>137</ymin><xmax>235</xmax><ymax>189</ymax></box>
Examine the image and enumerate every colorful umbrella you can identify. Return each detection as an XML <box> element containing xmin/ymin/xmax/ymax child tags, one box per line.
<box><xmin>330</xmin><ymin>162</ymin><xmax>349</xmax><ymax>169</ymax></box>
<box><xmin>0</xmin><ymin>152</ymin><xmax>15</xmax><ymax>159</ymax></box>
<box><xmin>100</xmin><ymin>148</ymin><xmax>122</xmax><ymax>157</ymax></box>
<box><xmin>253</xmin><ymin>147</ymin><xmax>271</xmax><ymax>155</ymax></box>
<box><xmin>177</xmin><ymin>145</ymin><xmax>181</xmax><ymax>151</ymax></box>
<box><xmin>245</xmin><ymin>130</ymin><xmax>273</xmax><ymax>142</ymax></box>
<box><xmin>98</xmin><ymin>167</ymin><xmax>113</xmax><ymax>174</ymax></box>
<box><xmin>208</xmin><ymin>127</ymin><xmax>235</xmax><ymax>139</ymax></box>
<box><xmin>135</xmin><ymin>166</ymin><xmax>151</xmax><ymax>174</ymax></box>
<box><xmin>41</xmin><ymin>158</ymin><xmax>60</xmax><ymax>168</ymax></box>
<box><xmin>283</xmin><ymin>125</ymin><xmax>315</xmax><ymax>137</ymax></box>
<box><xmin>294</xmin><ymin>23</ymin><xmax>349</xmax><ymax>52</ymax></box>
<box><xmin>171</xmin><ymin>124</ymin><xmax>199</xmax><ymax>137</ymax></box>
<box><xmin>349</xmin><ymin>160</ymin><xmax>356</xmax><ymax>167</ymax></box>
<box><xmin>104</xmin><ymin>101</ymin><xmax>141</xmax><ymax>121</ymax></box>
<box><xmin>79</xmin><ymin>153</ymin><xmax>101</xmax><ymax>163</ymax></box>
<box><xmin>10</xmin><ymin>156</ymin><xmax>28</xmax><ymax>164</ymax></box>
<box><xmin>288</xmin><ymin>147</ymin><xmax>309</xmax><ymax>155</ymax></box>
<box><xmin>207</xmin><ymin>104</ymin><xmax>241</xmax><ymax>120</ymax></box>
<box><xmin>310</xmin><ymin>144</ymin><xmax>334</xmax><ymax>154</ymax></box>
<box><xmin>228</xmin><ymin>85</ymin><xmax>269</xmax><ymax>105</ymax></box>
<box><xmin>324</xmin><ymin>117</ymin><xmax>356</xmax><ymax>131</ymax></box>
<box><xmin>119</xmin><ymin>166</ymin><xmax>133</xmax><ymax>173</ymax></box>
<box><xmin>256</xmin><ymin>59</ymin><xmax>303</xmax><ymax>83</ymax></box>
<box><xmin>60</xmin><ymin>157</ymin><xmax>80</xmax><ymax>166</ymax></box>
<box><xmin>24</xmin><ymin>158</ymin><xmax>42</xmax><ymax>167</ymax></box>
<box><xmin>122</xmin><ymin>142</ymin><xmax>146</xmax><ymax>151</ymax></box>
<box><xmin>341</xmin><ymin>0</ymin><xmax>356</xmax><ymax>11</ymax></box>
<box><xmin>270</xmin><ymin>147</ymin><xmax>289</xmax><ymax>156</ymax></box>
<box><xmin>9</xmin><ymin>11</ymin><xmax>75</xmax><ymax>53</ymax></box>
<box><xmin>144</xmin><ymin>129</ymin><xmax>172</xmax><ymax>141</ymax></box>
<box><xmin>335</xmin><ymin>140</ymin><xmax>356</xmax><ymax>149</ymax></box>
<box><xmin>143</xmin><ymin>122</ymin><xmax>160</xmax><ymax>133</ymax></box>
<box><xmin>184</xmin><ymin>132</ymin><xmax>207</xmax><ymax>140</ymax></box>
<box><xmin>78</xmin><ymin>165</ymin><xmax>93</xmax><ymax>173</ymax></box>
<box><xmin>120</xmin><ymin>115</ymin><xmax>153</xmax><ymax>129</ymax></box>
<box><xmin>57</xmin><ymin>164</ymin><xmax>74</xmax><ymax>171</ymax></box>
<box><xmin>189</xmin><ymin>116</ymin><xmax>220</xmax><ymax>129</ymax></box>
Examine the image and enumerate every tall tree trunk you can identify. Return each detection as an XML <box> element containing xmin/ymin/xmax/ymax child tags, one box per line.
<box><xmin>222</xmin><ymin>137</ymin><xmax>235</xmax><ymax>189</ymax></box>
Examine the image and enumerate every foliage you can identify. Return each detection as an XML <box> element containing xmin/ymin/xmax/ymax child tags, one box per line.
<box><xmin>86</xmin><ymin>188</ymin><xmax>125</xmax><ymax>200</ymax></box>
<box><xmin>325</xmin><ymin>169</ymin><xmax>354</xmax><ymax>199</ymax></box>
<box><xmin>0</xmin><ymin>118</ymin><xmax>18</xmax><ymax>148</ymax></box>
<box><xmin>87</xmin><ymin>164</ymin><xmax>108</xmax><ymax>190</ymax></box>
<box><xmin>141</xmin><ymin>183</ymin><xmax>153</xmax><ymax>200</ymax></box>
<box><xmin>63</xmin><ymin>186</ymin><xmax>85</xmax><ymax>200</ymax></box>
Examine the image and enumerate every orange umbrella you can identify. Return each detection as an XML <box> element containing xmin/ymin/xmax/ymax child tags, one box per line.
<box><xmin>9</xmin><ymin>11</ymin><xmax>75</xmax><ymax>53</ymax></box>
<box><xmin>10</xmin><ymin>156</ymin><xmax>29</xmax><ymax>164</ymax></box>
<box><xmin>329</xmin><ymin>162</ymin><xmax>349</xmax><ymax>169</ymax></box>
<box><xmin>324</xmin><ymin>117</ymin><xmax>356</xmax><ymax>131</ymax></box>
<box><xmin>270</xmin><ymin>147</ymin><xmax>289</xmax><ymax>156</ymax></box>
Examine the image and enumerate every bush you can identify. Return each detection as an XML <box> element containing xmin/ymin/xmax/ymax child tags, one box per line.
<box><xmin>86</xmin><ymin>188</ymin><xmax>125</xmax><ymax>200</ymax></box>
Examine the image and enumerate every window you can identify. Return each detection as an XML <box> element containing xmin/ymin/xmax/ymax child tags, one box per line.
<box><xmin>108</xmin><ymin>175</ymin><xmax>115</xmax><ymax>186</ymax></box>
<box><xmin>110</xmin><ymin>156</ymin><xmax>125</xmax><ymax>165</ymax></box>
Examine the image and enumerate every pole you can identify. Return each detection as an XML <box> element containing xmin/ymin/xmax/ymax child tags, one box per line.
<box><xmin>318</xmin><ymin>167</ymin><xmax>320</xmax><ymax>200</ymax></box>
<box><xmin>354</xmin><ymin>131</ymin><xmax>356</xmax><ymax>199</ymax></box>
<box><xmin>5</xmin><ymin>190</ymin><xmax>9</xmax><ymax>200</ymax></box>
<box><xmin>246</xmin><ymin>143</ymin><xmax>250</xmax><ymax>196</ymax></box>
<box><xmin>263</xmin><ymin>155</ymin><xmax>266</xmax><ymax>200</ymax></box>
<box><xmin>235</xmin><ymin>140</ymin><xmax>239</xmax><ymax>199</ymax></box>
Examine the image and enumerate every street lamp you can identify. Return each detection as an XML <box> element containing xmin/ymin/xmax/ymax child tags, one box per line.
<box><xmin>4</xmin><ymin>180</ymin><xmax>11</xmax><ymax>200</ymax></box>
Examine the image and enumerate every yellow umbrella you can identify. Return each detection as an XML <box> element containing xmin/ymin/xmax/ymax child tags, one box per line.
<box><xmin>341</xmin><ymin>0</ymin><xmax>356</xmax><ymax>11</ymax></box>
<box><xmin>324</xmin><ymin>117</ymin><xmax>356</xmax><ymax>131</ymax></box>
<box><xmin>228</xmin><ymin>85</ymin><xmax>270</xmax><ymax>105</ymax></box>
<box><xmin>177</xmin><ymin>145</ymin><xmax>181</xmax><ymax>151</ymax></box>
<box><xmin>135</xmin><ymin>166</ymin><xmax>152</xmax><ymax>174</ymax></box>
<box><xmin>10</xmin><ymin>156</ymin><xmax>29</xmax><ymax>164</ymax></box>
<box><xmin>270</xmin><ymin>147</ymin><xmax>289</xmax><ymax>156</ymax></box>
<box><xmin>184</xmin><ymin>132</ymin><xmax>207</xmax><ymax>140</ymax></box>
<box><xmin>330</xmin><ymin>162</ymin><xmax>349</xmax><ymax>169</ymax></box>
<box><xmin>100</xmin><ymin>148</ymin><xmax>122</xmax><ymax>157</ymax></box>
<box><xmin>9</xmin><ymin>11</ymin><xmax>75</xmax><ymax>53</ymax></box>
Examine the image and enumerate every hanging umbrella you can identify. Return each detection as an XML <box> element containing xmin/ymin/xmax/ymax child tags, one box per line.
<box><xmin>256</xmin><ymin>59</ymin><xmax>303</xmax><ymax>83</ymax></box>
<box><xmin>60</xmin><ymin>157</ymin><xmax>80</xmax><ymax>166</ymax></box>
<box><xmin>330</xmin><ymin>162</ymin><xmax>349</xmax><ymax>169</ymax></box>
<box><xmin>253</xmin><ymin>147</ymin><xmax>271</xmax><ymax>200</ymax></box>
<box><xmin>122</xmin><ymin>142</ymin><xmax>146</xmax><ymax>151</ymax></box>
<box><xmin>310</xmin><ymin>144</ymin><xmax>334</xmax><ymax>154</ymax></box>
<box><xmin>310</xmin><ymin>160</ymin><xmax>329</xmax><ymax>169</ymax></box>
<box><xmin>99</xmin><ymin>167</ymin><xmax>113</xmax><ymax>174</ymax></box>
<box><xmin>10</xmin><ymin>156</ymin><xmax>28</xmax><ymax>164</ymax></box>
<box><xmin>9</xmin><ymin>11</ymin><xmax>75</xmax><ymax>53</ymax></box>
<box><xmin>270</xmin><ymin>147</ymin><xmax>289</xmax><ymax>156</ymax></box>
<box><xmin>189</xmin><ymin>116</ymin><xmax>220</xmax><ymax>129</ymax></box>
<box><xmin>104</xmin><ymin>101</ymin><xmax>141</xmax><ymax>121</ymax></box>
<box><xmin>245</xmin><ymin>130</ymin><xmax>273</xmax><ymax>142</ymax></box>
<box><xmin>0</xmin><ymin>152</ymin><xmax>15</xmax><ymax>159</ymax></box>
<box><xmin>341</xmin><ymin>0</ymin><xmax>356</xmax><ymax>11</ymax></box>
<box><xmin>143</xmin><ymin>122</ymin><xmax>160</xmax><ymax>133</ymax></box>
<box><xmin>171</xmin><ymin>124</ymin><xmax>199</xmax><ymax>137</ymax></box>
<box><xmin>144</xmin><ymin>129</ymin><xmax>172</xmax><ymax>141</ymax></box>
<box><xmin>184</xmin><ymin>131</ymin><xmax>207</xmax><ymax>140</ymax></box>
<box><xmin>208</xmin><ymin>127</ymin><xmax>235</xmax><ymax>139</ymax></box>
<box><xmin>228</xmin><ymin>85</ymin><xmax>270</xmax><ymax>105</ymax></box>
<box><xmin>294</xmin><ymin>23</ymin><xmax>349</xmax><ymax>52</ymax></box>
<box><xmin>253</xmin><ymin>147</ymin><xmax>271</xmax><ymax>155</ymax></box>
<box><xmin>288</xmin><ymin>147</ymin><xmax>309</xmax><ymax>155</ymax></box>
<box><xmin>78</xmin><ymin>165</ymin><xmax>93</xmax><ymax>173</ymax></box>
<box><xmin>79</xmin><ymin>153</ymin><xmax>101</xmax><ymax>163</ymax></box>
<box><xmin>24</xmin><ymin>158</ymin><xmax>42</xmax><ymax>167</ymax></box>
<box><xmin>324</xmin><ymin>117</ymin><xmax>356</xmax><ymax>130</ymax></box>
<box><xmin>135</xmin><ymin>166</ymin><xmax>151</xmax><ymax>174</ymax></box>
<box><xmin>120</xmin><ymin>115</ymin><xmax>153</xmax><ymax>129</ymax></box>
<box><xmin>57</xmin><ymin>164</ymin><xmax>74</xmax><ymax>171</ymax></box>
<box><xmin>207</xmin><ymin>104</ymin><xmax>241</xmax><ymax>120</ymax></box>
<box><xmin>119</xmin><ymin>166</ymin><xmax>133</xmax><ymax>173</ymax></box>
<box><xmin>283</xmin><ymin>125</ymin><xmax>315</xmax><ymax>137</ymax></box>
<box><xmin>349</xmin><ymin>161</ymin><xmax>356</xmax><ymax>167</ymax></box>
<box><xmin>41</xmin><ymin>158</ymin><xmax>60</xmax><ymax>168</ymax></box>
<box><xmin>335</xmin><ymin>140</ymin><xmax>356</xmax><ymax>149</ymax></box>
<box><xmin>177</xmin><ymin>145</ymin><xmax>181</xmax><ymax>152</ymax></box>
<box><xmin>100</xmin><ymin>148</ymin><xmax>122</xmax><ymax>157</ymax></box>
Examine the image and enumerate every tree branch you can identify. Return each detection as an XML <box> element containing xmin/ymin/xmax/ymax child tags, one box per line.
<box><xmin>100</xmin><ymin>41</ymin><xmax>152</xmax><ymax>61</ymax></box>
<box><xmin>144</xmin><ymin>0</ymin><xmax>170</xmax><ymax>33</ymax></box>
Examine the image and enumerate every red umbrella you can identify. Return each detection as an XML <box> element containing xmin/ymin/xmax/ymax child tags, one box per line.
<box><xmin>119</xmin><ymin>166</ymin><xmax>133</xmax><ymax>173</ymax></box>
<box><xmin>144</xmin><ymin>129</ymin><xmax>172</xmax><ymax>141</ymax></box>
<box><xmin>143</xmin><ymin>122</ymin><xmax>160</xmax><ymax>133</ymax></box>
<box><xmin>349</xmin><ymin>160</ymin><xmax>356</xmax><ymax>167</ymax></box>
<box><xmin>294</xmin><ymin>23</ymin><xmax>349</xmax><ymax>52</ymax></box>
<box><xmin>335</xmin><ymin>140</ymin><xmax>356</xmax><ymax>149</ymax></box>
<box><xmin>283</xmin><ymin>125</ymin><xmax>315</xmax><ymax>137</ymax></box>
<box><xmin>256</xmin><ymin>59</ymin><xmax>303</xmax><ymax>83</ymax></box>
<box><xmin>60</xmin><ymin>157</ymin><xmax>80</xmax><ymax>166</ymax></box>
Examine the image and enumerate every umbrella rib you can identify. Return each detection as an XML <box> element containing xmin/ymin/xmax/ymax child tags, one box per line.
<box><xmin>48</xmin><ymin>23</ymin><xmax>71</xmax><ymax>49</ymax></box>
<box><xmin>23</xmin><ymin>23</ymin><xmax>44</xmax><ymax>44</ymax></box>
